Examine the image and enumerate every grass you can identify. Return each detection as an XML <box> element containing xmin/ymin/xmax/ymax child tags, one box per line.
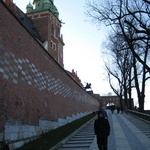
<box><xmin>16</xmin><ymin>113</ymin><xmax>96</xmax><ymax>150</ymax></box>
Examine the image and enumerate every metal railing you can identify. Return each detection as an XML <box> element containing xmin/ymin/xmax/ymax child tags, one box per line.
<box><xmin>127</xmin><ymin>110</ymin><xmax>150</xmax><ymax>123</ymax></box>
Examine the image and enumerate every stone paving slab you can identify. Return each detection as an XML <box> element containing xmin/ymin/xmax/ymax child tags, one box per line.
<box><xmin>66</xmin><ymin>140</ymin><xmax>91</xmax><ymax>144</ymax></box>
<box><xmin>71</xmin><ymin>137</ymin><xmax>93</xmax><ymax>140</ymax></box>
<box><xmin>74</xmin><ymin>135</ymin><xmax>94</xmax><ymax>137</ymax></box>
<box><xmin>59</xmin><ymin>148</ymin><xmax>88</xmax><ymax>150</ymax></box>
<box><xmin>62</xmin><ymin>143</ymin><xmax>90</xmax><ymax>147</ymax></box>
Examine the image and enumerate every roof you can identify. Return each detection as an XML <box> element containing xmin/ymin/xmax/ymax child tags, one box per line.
<box><xmin>15</xmin><ymin>6</ymin><xmax>41</xmax><ymax>41</ymax></box>
<box><xmin>27</xmin><ymin>0</ymin><xmax>59</xmax><ymax>18</ymax></box>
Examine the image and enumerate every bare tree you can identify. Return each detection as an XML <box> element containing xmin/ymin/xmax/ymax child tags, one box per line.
<box><xmin>86</xmin><ymin>0</ymin><xmax>150</xmax><ymax>111</ymax></box>
<box><xmin>103</xmin><ymin>30</ymin><xmax>134</xmax><ymax>109</ymax></box>
<box><xmin>86</xmin><ymin>0</ymin><xmax>150</xmax><ymax>68</ymax></box>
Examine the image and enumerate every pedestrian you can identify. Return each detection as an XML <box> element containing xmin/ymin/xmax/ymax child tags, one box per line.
<box><xmin>117</xmin><ymin>106</ymin><xmax>120</xmax><ymax>114</ymax></box>
<box><xmin>121</xmin><ymin>106</ymin><xmax>124</xmax><ymax>114</ymax></box>
<box><xmin>94</xmin><ymin>110</ymin><xmax>110</xmax><ymax>150</ymax></box>
<box><xmin>99</xmin><ymin>107</ymin><xmax>108</xmax><ymax>119</ymax></box>
<box><xmin>110</xmin><ymin>105</ymin><xmax>115</xmax><ymax>114</ymax></box>
<box><xmin>124</xmin><ymin>106</ymin><xmax>128</xmax><ymax>114</ymax></box>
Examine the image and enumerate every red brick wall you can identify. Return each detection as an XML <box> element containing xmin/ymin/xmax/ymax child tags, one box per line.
<box><xmin>0</xmin><ymin>2</ymin><xmax>99</xmax><ymax>133</ymax></box>
<box><xmin>27</xmin><ymin>11</ymin><xmax>64</xmax><ymax>67</ymax></box>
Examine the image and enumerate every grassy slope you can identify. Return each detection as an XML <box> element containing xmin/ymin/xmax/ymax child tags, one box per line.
<box><xmin>16</xmin><ymin>113</ymin><xmax>96</xmax><ymax>150</ymax></box>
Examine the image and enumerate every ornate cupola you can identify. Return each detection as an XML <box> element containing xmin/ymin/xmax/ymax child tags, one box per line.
<box><xmin>26</xmin><ymin>0</ymin><xmax>59</xmax><ymax>18</ymax></box>
<box><xmin>52</xmin><ymin>5</ymin><xmax>59</xmax><ymax>18</ymax></box>
<box><xmin>43</xmin><ymin>0</ymin><xmax>52</xmax><ymax>10</ymax></box>
<box><xmin>26</xmin><ymin>3</ymin><xmax>33</xmax><ymax>13</ymax></box>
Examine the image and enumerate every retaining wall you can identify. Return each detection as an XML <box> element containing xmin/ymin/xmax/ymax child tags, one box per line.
<box><xmin>0</xmin><ymin>2</ymin><xmax>99</xmax><ymax>149</ymax></box>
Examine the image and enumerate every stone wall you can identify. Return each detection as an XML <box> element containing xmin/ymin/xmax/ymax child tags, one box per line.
<box><xmin>0</xmin><ymin>2</ymin><xmax>99</xmax><ymax>149</ymax></box>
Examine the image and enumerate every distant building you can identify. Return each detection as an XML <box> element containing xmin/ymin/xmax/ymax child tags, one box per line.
<box><xmin>66</xmin><ymin>69</ymin><xmax>83</xmax><ymax>87</ymax></box>
<box><xmin>98</xmin><ymin>95</ymin><xmax>134</xmax><ymax>109</ymax></box>
<box><xmin>100</xmin><ymin>96</ymin><xmax>120</xmax><ymax>107</ymax></box>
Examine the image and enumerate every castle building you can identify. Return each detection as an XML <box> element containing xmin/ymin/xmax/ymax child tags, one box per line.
<box><xmin>3</xmin><ymin>0</ymin><xmax>83</xmax><ymax>86</ymax></box>
<box><xmin>26</xmin><ymin>0</ymin><xmax>65</xmax><ymax>67</ymax></box>
<box><xmin>66</xmin><ymin>69</ymin><xmax>83</xmax><ymax>87</ymax></box>
<box><xmin>2</xmin><ymin>0</ymin><xmax>64</xmax><ymax>67</ymax></box>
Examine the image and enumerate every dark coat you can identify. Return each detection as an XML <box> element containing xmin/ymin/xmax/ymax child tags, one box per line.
<box><xmin>94</xmin><ymin>114</ymin><xmax>110</xmax><ymax>138</ymax></box>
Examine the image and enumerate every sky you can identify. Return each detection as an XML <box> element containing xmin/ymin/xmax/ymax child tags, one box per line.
<box><xmin>13</xmin><ymin>0</ymin><xmax>150</xmax><ymax>110</ymax></box>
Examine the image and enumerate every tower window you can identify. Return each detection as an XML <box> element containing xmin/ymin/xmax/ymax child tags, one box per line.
<box><xmin>53</xmin><ymin>43</ymin><xmax>56</xmax><ymax>50</ymax></box>
<box><xmin>37</xmin><ymin>2</ymin><xmax>41</xmax><ymax>8</ymax></box>
<box><xmin>51</xmin><ymin>41</ymin><xmax>53</xmax><ymax>48</ymax></box>
<box><xmin>51</xmin><ymin>41</ymin><xmax>56</xmax><ymax>50</ymax></box>
<box><xmin>51</xmin><ymin>24</ymin><xmax>56</xmax><ymax>37</ymax></box>
<box><xmin>58</xmin><ymin>28</ymin><xmax>61</xmax><ymax>38</ymax></box>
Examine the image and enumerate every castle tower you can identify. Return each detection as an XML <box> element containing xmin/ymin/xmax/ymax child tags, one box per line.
<box><xmin>26</xmin><ymin>0</ymin><xmax>64</xmax><ymax>67</ymax></box>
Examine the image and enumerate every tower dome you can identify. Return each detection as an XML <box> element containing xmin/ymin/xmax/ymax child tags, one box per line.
<box><xmin>53</xmin><ymin>5</ymin><xmax>59</xmax><ymax>18</ymax></box>
<box><xmin>26</xmin><ymin>3</ymin><xmax>33</xmax><ymax>13</ymax></box>
<box><xmin>43</xmin><ymin>0</ymin><xmax>52</xmax><ymax>10</ymax></box>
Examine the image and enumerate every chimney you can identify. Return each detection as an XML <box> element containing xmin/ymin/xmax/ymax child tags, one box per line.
<box><xmin>5</xmin><ymin>0</ymin><xmax>13</xmax><ymax>7</ymax></box>
<box><xmin>4</xmin><ymin>0</ymin><xmax>16</xmax><ymax>13</ymax></box>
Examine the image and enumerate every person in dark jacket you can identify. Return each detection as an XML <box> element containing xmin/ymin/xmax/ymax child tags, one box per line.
<box><xmin>94</xmin><ymin>110</ymin><xmax>110</xmax><ymax>150</ymax></box>
<box><xmin>99</xmin><ymin>108</ymin><xmax>108</xmax><ymax>119</ymax></box>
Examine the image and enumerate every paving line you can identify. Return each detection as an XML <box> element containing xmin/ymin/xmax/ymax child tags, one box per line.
<box><xmin>112</xmin><ymin>115</ymin><xmax>131</xmax><ymax>150</ymax></box>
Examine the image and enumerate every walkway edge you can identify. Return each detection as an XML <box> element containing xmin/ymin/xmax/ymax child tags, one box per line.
<box><xmin>121</xmin><ymin>114</ymin><xmax>150</xmax><ymax>149</ymax></box>
<box><xmin>49</xmin><ymin>116</ymin><xmax>96</xmax><ymax>150</ymax></box>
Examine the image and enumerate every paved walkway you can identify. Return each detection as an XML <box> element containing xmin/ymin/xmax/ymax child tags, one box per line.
<box><xmin>50</xmin><ymin>110</ymin><xmax>150</xmax><ymax>150</ymax></box>
<box><xmin>89</xmin><ymin>110</ymin><xmax>150</xmax><ymax>150</ymax></box>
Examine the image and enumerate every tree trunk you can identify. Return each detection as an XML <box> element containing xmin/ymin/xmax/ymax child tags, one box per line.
<box><xmin>138</xmin><ymin>95</ymin><xmax>144</xmax><ymax>112</ymax></box>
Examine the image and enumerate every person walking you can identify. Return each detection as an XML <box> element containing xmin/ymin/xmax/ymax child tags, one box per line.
<box><xmin>110</xmin><ymin>105</ymin><xmax>115</xmax><ymax>114</ymax></box>
<box><xmin>94</xmin><ymin>110</ymin><xmax>110</xmax><ymax>150</ymax></box>
<box><xmin>99</xmin><ymin>107</ymin><xmax>108</xmax><ymax>119</ymax></box>
<box><xmin>117</xmin><ymin>106</ymin><xmax>120</xmax><ymax>114</ymax></box>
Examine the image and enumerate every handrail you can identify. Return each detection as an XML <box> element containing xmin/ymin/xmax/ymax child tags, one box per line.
<box><xmin>127</xmin><ymin>110</ymin><xmax>150</xmax><ymax>123</ymax></box>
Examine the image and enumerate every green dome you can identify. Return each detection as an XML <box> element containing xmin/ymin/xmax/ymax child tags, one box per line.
<box><xmin>26</xmin><ymin>3</ymin><xmax>33</xmax><ymax>8</ymax></box>
<box><xmin>26</xmin><ymin>3</ymin><xmax>33</xmax><ymax>13</ymax></box>
<box><xmin>26</xmin><ymin>0</ymin><xmax>59</xmax><ymax>18</ymax></box>
<box><xmin>53</xmin><ymin>5</ymin><xmax>59</xmax><ymax>18</ymax></box>
<box><xmin>43</xmin><ymin>0</ymin><xmax>52</xmax><ymax>9</ymax></box>
<box><xmin>43</xmin><ymin>0</ymin><xmax>51</xmax><ymax>4</ymax></box>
